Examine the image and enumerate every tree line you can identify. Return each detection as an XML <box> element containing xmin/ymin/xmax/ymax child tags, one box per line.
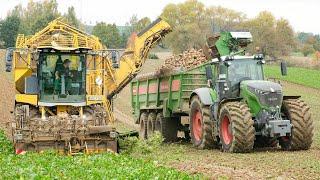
<box><xmin>0</xmin><ymin>0</ymin><xmax>319</xmax><ymax>58</ymax></box>
<box><xmin>0</xmin><ymin>0</ymin><xmax>148</xmax><ymax>49</ymax></box>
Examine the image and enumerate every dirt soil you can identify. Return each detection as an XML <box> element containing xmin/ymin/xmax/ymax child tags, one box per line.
<box><xmin>0</xmin><ymin>50</ymin><xmax>14</xmax><ymax>135</ymax></box>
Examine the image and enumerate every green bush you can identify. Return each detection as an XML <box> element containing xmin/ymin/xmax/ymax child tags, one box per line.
<box><xmin>119</xmin><ymin>132</ymin><xmax>164</xmax><ymax>154</ymax></box>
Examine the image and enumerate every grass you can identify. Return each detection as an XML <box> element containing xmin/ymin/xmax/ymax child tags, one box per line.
<box><xmin>0</xmin><ymin>131</ymin><xmax>194</xmax><ymax>179</ymax></box>
<box><xmin>264</xmin><ymin>65</ymin><xmax>320</xmax><ymax>89</ymax></box>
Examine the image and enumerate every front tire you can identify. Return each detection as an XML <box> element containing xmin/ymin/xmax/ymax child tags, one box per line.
<box><xmin>280</xmin><ymin>99</ymin><xmax>313</xmax><ymax>150</ymax></box>
<box><xmin>219</xmin><ymin>102</ymin><xmax>255</xmax><ymax>153</ymax></box>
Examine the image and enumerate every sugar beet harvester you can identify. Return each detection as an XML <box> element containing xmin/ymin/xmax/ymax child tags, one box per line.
<box><xmin>5</xmin><ymin>18</ymin><xmax>171</xmax><ymax>154</ymax></box>
<box><xmin>131</xmin><ymin>32</ymin><xmax>313</xmax><ymax>152</ymax></box>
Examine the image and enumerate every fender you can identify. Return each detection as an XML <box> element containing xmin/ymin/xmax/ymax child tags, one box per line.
<box><xmin>189</xmin><ymin>87</ymin><xmax>214</xmax><ymax>105</ymax></box>
<box><xmin>283</xmin><ymin>95</ymin><xmax>301</xmax><ymax>100</ymax></box>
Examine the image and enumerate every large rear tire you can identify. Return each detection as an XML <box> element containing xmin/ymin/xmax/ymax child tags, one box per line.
<box><xmin>139</xmin><ymin>112</ymin><xmax>148</xmax><ymax>140</ymax></box>
<box><xmin>154</xmin><ymin>113</ymin><xmax>178</xmax><ymax>142</ymax></box>
<box><xmin>219</xmin><ymin>102</ymin><xmax>255</xmax><ymax>153</ymax></box>
<box><xmin>280</xmin><ymin>99</ymin><xmax>313</xmax><ymax>150</ymax></box>
<box><xmin>189</xmin><ymin>96</ymin><xmax>215</xmax><ymax>149</ymax></box>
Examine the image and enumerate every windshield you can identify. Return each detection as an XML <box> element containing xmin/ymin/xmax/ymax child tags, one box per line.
<box><xmin>39</xmin><ymin>53</ymin><xmax>86</xmax><ymax>103</ymax></box>
<box><xmin>227</xmin><ymin>59</ymin><xmax>264</xmax><ymax>86</ymax></box>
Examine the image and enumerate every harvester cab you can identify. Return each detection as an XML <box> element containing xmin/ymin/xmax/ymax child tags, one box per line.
<box><xmin>37</xmin><ymin>49</ymin><xmax>86</xmax><ymax>104</ymax></box>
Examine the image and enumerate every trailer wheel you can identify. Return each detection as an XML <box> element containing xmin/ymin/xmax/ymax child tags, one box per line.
<box><xmin>219</xmin><ymin>101</ymin><xmax>255</xmax><ymax>153</ymax></box>
<box><xmin>155</xmin><ymin>113</ymin><xmax>178</xmax><ymax>142</ymax></box>
<box><xmin>147</xmin><ymin>112</ymin><xmax>156</xmax><ymax>138</ymax></box>
<box><xmin>189</xmin><ymin>96</ymin><xmax>215</xmax><ymax>149</ymax></box>
<box><xmin>280</xmin><ymin>99</ymin><xmax>313</xmax><ymax>150</ymax></box>
<box><xmin>139</xmin><ymin>112</ymin><xmax>148</xmax><ymax>140</ymax></box>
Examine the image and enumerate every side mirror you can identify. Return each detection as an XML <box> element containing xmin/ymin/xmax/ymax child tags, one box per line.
<box><xmin>5</xmin><ymin>48</ymin><xmax>14</xmax><ymax>72</ymax></box>
<box><xmin>280</xmin><ymin>61</ymin><xmax>287</xmax><ymax>76</ymax></box>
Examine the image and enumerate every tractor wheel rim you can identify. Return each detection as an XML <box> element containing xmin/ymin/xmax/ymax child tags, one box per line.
<box><xmin>193</xmin><ymin>110</ymin><xmax>202</xmax><ymax>141</ymax></box>
<box><xmin>221</xmin><ymin>115</ymin><xmax>232</xmax><ymax>145</ymax></box>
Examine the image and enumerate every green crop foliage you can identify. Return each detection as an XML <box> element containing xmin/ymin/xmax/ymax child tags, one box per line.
<box><xmin>0</xmin><ymin>131</ymin><xmax>193</xmax><ymax>179</ymax></box>
<box><xmin>0</xmin><ymin>130</ymin><xmax>14</xmax><ymax>154</ymax></box>
<box><xmin>264</xmin><ymin>65</ymin><xmax>320</xmax><ymax>89</ymax></box>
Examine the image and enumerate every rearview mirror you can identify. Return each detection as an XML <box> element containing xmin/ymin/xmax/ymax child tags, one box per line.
<box><xmin>5</xmin><ymin>48</ymin><xmax>14</xmax><ymax>72</ymax></box>
<box><xmin>280</xmin><ymin>61</ymin><xmax>287</xmax><ymax>76</ymax></box>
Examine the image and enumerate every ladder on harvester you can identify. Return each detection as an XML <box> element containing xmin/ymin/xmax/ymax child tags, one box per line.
<box><xmin>104</xmin><ymin>98</ymin><xmax>115</xmax><ymax>124</ymax></box>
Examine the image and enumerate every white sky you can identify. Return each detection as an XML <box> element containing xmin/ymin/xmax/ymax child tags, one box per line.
<box><xmin>0</xmin><ymin>0</ymin><xmax>318</xmax><ymax>34</ymax></box>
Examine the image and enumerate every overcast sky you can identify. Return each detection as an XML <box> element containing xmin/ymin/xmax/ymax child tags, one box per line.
<box><xmin>0</xmin><ymin>0</ymin><xmax>318</xmax><ymax>34</ymax></box>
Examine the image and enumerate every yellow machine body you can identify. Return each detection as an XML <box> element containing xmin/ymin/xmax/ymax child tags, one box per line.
<box><xmin>10</xmin><ymin>18</ymin><xmax>171</xmax><ymax>154</ymax></box>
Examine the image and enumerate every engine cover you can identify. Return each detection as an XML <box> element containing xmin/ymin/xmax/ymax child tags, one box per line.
<box><xmin>246</xmin><ymin>80</ymin><xmax>283</xmax><ymax>108</ymax></box>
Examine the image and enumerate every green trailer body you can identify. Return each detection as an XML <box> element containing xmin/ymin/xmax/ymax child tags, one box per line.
<box><xmin>131</xmin><ymin>63</ymin><xmax>211</xmax><ymax>122</ymax></box>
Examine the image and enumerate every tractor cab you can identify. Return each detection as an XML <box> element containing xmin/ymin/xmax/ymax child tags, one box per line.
<box><xmin>212</xmin><ymin>55</ymin><xmax>290</xmax><ymax>138</ymax></box>
<box><xmin>225</xmin><ymin>56</ymin><xmax>265</xmax><ymax>98</ymax></box>
<box><xmin>37</xmin><ymin>48</ymin><xmax>86</xmax><ymax>106</ymax></box>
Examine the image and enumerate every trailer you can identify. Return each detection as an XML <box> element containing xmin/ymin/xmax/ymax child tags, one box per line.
<box><xmin>131</xmin><ymin>65</ymin><xmax>211</xmax><ymax>141</ymax></box>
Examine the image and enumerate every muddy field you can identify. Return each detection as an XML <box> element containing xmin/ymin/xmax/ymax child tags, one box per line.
<box><xmin>1</xmin><ymin>50</ymin><xmax>320</xmax><ymax>178</ymax></box>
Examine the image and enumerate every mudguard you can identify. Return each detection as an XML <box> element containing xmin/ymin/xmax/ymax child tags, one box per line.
<box><xmin>190</xmin><ymin>88</ymin><xmax>214</xmax><ymax>105</ymax></box>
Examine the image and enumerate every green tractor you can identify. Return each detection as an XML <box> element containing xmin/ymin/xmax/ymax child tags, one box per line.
<box><xmin>131</xmin><ymin>32</ymin><xmax>313</xmax><ymax>152</ymax></box>
<box><xmin>190</xmin><ymin>32</ymin><xmax>314</xmax><ymax>152</ymax></box>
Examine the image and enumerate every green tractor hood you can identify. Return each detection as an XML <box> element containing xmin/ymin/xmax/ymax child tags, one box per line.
<box><xmin>240</xmin><ymin>80</ymin><xmax>283</xmax><ymax>116</ymax></box>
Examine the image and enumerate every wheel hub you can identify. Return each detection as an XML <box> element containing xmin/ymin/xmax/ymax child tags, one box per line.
<box><xmin>193</xmin><ymin>110</ymin><xmax>202</xmax><ymax>141</ymax></box>
<box><xmin>221</xmin><ymin>115</ymin><xmax>232</xmax><ymax>145</ymax></box>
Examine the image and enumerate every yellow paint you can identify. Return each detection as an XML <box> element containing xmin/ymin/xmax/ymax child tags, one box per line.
<box><xmin>14</xmin><ymin>68</ymin><xmax>32</xmax><ymax>82</ymax></box>
<box><xmin>57</xmin><ymin>106</ymin><xmax>67</xmax><ymax>114</ymax></box>
<box><xmin>15</xmin><ymin>94</ymin><xmax>38</xmax><ymax>106</ymax></box>
<box><xmin>41</xmin><ymin>107</ymin><xmax>45</xmax><ymax>119</ymax></box>
<box><xmin>13</xmin><ymin>18</ymin><xmax>171</xmax><ymax>127</ymax></box>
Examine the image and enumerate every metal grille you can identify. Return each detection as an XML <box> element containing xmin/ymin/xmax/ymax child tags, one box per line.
<box><xmin>259</xmin><ymin>92</ymin><xmax>282</xmax><ymax>107</ymax></box>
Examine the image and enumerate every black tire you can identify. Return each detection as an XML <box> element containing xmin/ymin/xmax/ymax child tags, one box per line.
<box><xmin>279</xmin><ymin>99</ymin><xmax>313</xmax><ymax>150</ymax></box>
<box><xmin>147</xmin><ymin>112</ymin><xmax>156</xmax><ymax>138</ymax></box>
<box><xmin>189</xmin><ymin>96</ymin><xmax>215</xmax><ymax>149</ymax></box>
<box><xmin>219</xmin><ymin>102</ymin><xmax>255</xmax><ymax>153</ymax></box>
<box><xmin>139</xmin><ymin>112</ymin><xmax>148</xmax><ymax>140</ymax></box>
<box><xmin>155</xmin><ymin>113</ymin><xmax>178</xmax><ymax>142</ymax></box>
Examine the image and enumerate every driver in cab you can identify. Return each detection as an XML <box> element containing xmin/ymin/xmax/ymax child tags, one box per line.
<box><xmin>54</xmin><ymin>59</ymin><xmax>73</xmax><ymax>94</ymax></box>
<box><xmin>55</xmin><ymin>59</ymin><xmax>72</xmax><ymax>79</ymax></box>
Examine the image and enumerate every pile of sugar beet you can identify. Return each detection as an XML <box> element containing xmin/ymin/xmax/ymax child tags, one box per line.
<box><xmin>136</xmin><ymin>48</ymin><xmax>209</xmax><ymax>80</ymax></box>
